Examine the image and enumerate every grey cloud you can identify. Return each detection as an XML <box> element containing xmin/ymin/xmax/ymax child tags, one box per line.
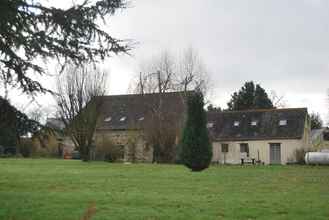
<box><xmin>30</xmin><ymin>0</ymin><xmax>329</xmax><ymax>122</ymax></box>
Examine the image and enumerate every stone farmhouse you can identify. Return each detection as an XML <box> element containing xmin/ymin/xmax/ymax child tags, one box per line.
<box><xmin>207</xmin><ymin>108</ymin><xmax>311</xmax><ymax>165</ymax></box>
<box><xmin>93</xmin><ymin>91</ymin><xmax>189</xmax><ymax>162</ymax></box>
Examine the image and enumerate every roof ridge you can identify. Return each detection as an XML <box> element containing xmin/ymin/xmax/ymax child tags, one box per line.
<box><xmin>221</xmin><ymin>107</ymin><xmax>307</xmax><ymax>114</ymax></box>
<box><xmin>100</xmin><ymin>90</ymin><xmax>193</xmax><ymax>98</ymax></box>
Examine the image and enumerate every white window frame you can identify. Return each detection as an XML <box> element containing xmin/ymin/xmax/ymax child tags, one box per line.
<box><xmin>279</xmin><ymin>120</ymin><xmax>287</xmax><ymax>126</ymax></box>
<box><xmin>240</xmin><ymin>143</ymin><xmax>250</xmax><ymax>157</ymax></box>
<box><xmin>221</xmin><ymin>144</ymin><xmax>229</xmax><ymax>153</ymax></box>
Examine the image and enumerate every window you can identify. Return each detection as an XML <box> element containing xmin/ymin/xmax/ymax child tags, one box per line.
<box><xmin>251</xmin><ymin>120</ymin><xmax>257</xmax><ymax>126</ymax></box>
<box><xmin>120</xmin><ymin>116</ymin><xmax>126</xmax><ymax>121</ymax></box>
<box><xmin>221</xmin><ymin>144</ymin><xmax>229</xmax><ymax>153</ymax></box>
<box><xmin>240</xmin><ymin>143</ymin><xmax>249</xmax><ymax>157</ymax></box>
<box><xmin>234</xmin><ymin>121</ymin><xmax>240</xmax><ymax>126</ymax></box>
<box><xmin>104</xmin><ymin>117</ymin><xmax>112</xmax><ymax>122</ymax></box>
<box><xmin>207</xmin><ymin>122</ymin><xmax>214</xmax><ymax>128</ymax></box>
<box><xmin>279</xmin><ymin>120</ymin><xmax>287</xmax><ymax>126</ymax></box>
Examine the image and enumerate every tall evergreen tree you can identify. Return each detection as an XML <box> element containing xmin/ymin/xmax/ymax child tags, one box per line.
<box><xmin>0</xmin><ymin>97</ymin><xmax>40</xmax><ymax>146</ymax></box>
<box><xmin>254</xmin><ymin>85</ymin><xmax>273</xmax><ymax>109</ymax></box>
<box><xmin>0</xmin><ymin>0</ymin><xmax>131</xmax><ymax>95</ymax></box>
<box><xmin>309</xmin><ymin>113</ymin><xmax>323</xmax><ymax>129</ymax></box>
<box><xmin>227</xmin><ymin>81</ymin><xmax>274</xmax><ymax>111</ymax></box>
<box><xmin>180</xmin><ymin>91</ymin><xmax>212</xmax><ymax>171</ymax></box>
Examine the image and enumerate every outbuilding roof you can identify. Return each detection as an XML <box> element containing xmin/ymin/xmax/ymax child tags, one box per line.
<box><xmin>208</xmin><ymin>108</ymin><xmax>308</xmax><ymax>141</ymax></box>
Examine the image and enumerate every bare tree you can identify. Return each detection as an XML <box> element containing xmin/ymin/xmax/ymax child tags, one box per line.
<box><xmin>131</xmin><ymin>51</ymin><xmax>176</xmax><ymax>94</ymax></box>
<box><xmin>27</xmin><ymin>107</ymin><xmax>59</xmax><ymax>154</ymax></box>
<box><xmin>176</xmin><ymin>47</ymin><xmax>210</xmax><ymax>95</ymax></box>
<box><xmin>269</xmin><ymin>90</ymin><xmax>287</xmax><ymax>108</ymax></box>
<box><xmin>28</xmin><ymin>106</ymin><xmax>53</xmax><ymax>125</ymax></box>
<box><xmin>0</xmin><ymin>72</ymin><xmax>11</xmax><ymax>100</ymax></box>
<box><xmin>143</xmin><ymin>112</ymin><xmax>179</xmax><ymax>163</ymax></box>
<box><xmin>130</xmin><ymin>48</ymin><xmax>210</xmax><ymax>95</ymax></box>
<box><xmin>133</xmin><ymin>51</ymin><xmax>178</xmax><ymax>162</ymax></box>
<box><xmin>54</xmin><ymin>65</ymin><xmax>107</xmax><ymax>161</ymax></box>
<box><xmin>128</xmin><ymin>48</ymin><xmax>209</xmax><ymax>162</ymax></box>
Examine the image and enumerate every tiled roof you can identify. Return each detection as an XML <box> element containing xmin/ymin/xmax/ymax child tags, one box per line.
<box><xmin>208</xmin><ymin>108</ymin><xmax>308</xmax><ymax>141</ymax></box>
<box><xmin>97</xmin><ymin>91</ymin><xmax>189</xmax><ymax>130</ymax></box>
<box><xmin>45</xmin><ymin>118</ymin><xmax>65</xmax><ymax>130</ymax></box>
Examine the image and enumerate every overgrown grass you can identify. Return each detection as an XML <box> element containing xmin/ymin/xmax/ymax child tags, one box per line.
<box><xmin>0</xmin><ymin>159</ymin><xmax>328</xmax><ymax>220</ymax></box>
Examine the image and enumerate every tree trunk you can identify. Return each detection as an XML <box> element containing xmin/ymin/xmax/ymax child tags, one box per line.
<box><xmin>81</xmin><ymin>145</ymin><xmax>90</xmax><ymax>162</ymax></box>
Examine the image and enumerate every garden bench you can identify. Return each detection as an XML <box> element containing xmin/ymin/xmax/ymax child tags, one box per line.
<box><xmin>241</xmin><ymin>158</ymin><xmax>256</xmax><ymax>165</ymax></box>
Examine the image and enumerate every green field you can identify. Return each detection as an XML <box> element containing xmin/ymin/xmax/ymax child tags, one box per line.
<box><xmin>0</xmin><ymin>159</ymin><xmax>328</xmax><ymax>220</ymax></box>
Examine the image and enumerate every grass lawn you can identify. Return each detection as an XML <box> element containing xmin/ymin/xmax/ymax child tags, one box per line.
<box><xmin>0</xmin><ymin>159</ymin><xmax>328</xmax><ymax>220</ymax></box>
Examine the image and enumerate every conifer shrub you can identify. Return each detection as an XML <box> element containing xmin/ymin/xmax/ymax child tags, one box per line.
<box><xmin>180</xmin><ymin>91</ymin><xmax>212</xmax><ymax>171</ymax></box>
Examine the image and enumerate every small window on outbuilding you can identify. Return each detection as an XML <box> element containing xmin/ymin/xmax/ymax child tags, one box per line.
<box><xmin>251</xmin><ymin>120</ymin><xmax>258</xmax><ymax>126</ymax></box>
<box><xmin>120</xmin><ymin>116</ymin><xmax>126</xmax><ymax>121</ymax></box>
<box><xmin>279</xmin><ymin>120</ymin><xmax>287</xmax><ymax>126</ymax></box>
<box><xmin>221</xmin><ymin>144</ymin><xmax>229</xmax><ymax>153</ymax></box>
<box><xmin>240</xmin><ymin>143</ymin><xmax>249</xmax><ymax>157</ymax></box>
<box><xmin>234</xmin><ymin>121</ymin><xmax>240</xmax><ymax>127</ymax></box>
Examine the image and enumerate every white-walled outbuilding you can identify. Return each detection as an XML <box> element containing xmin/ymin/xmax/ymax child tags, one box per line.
<box><xmin>208</xmin><ymin>108</ymin><xmax>310</xmax><ymax>165</ymax></box>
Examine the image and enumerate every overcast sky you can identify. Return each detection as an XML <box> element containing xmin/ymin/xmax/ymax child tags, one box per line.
<box><xmin>9</xmin><ymin>0</ymin><xmax>329</xmax><ymax>124</ymax></box>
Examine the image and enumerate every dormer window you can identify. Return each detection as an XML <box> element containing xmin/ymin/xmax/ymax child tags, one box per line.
<box><xmin>234</xmin><ymin>121</ymin><xmax>240</xmax><ymax>127</ymax></box>
<box><xmin>120</xmin><ymin>116</ymin><xmax>126</xmax><ymax>122</ymax></box>
<box><xmin>104</xmin><ymin>117</ymin><xmax>112</xmax><ymax>122</ymax></box>
<box><xmin>251</xmin><ymin>120</ymin><xmax>258</xmax><ymax>126</ymax></box>
<box><xmin>207</xmin><ymin>122</ymin><xmax>214</xmax><ymax>128</ymax></box>
<box><xmin>279</xmin><ymin>120</ymin><xmax>287</xmax><ymax>126</ymax></box>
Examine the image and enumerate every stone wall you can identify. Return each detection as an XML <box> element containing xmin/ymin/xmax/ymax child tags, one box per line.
<box><xmin>94</xmin><ymin>129</ymin><xmax>153</xmax><ymax>162</ymax></box>
<box><xmin>31</xmin><ymin>132</ymin><xmax>75</xmax><ymax>158</ymax></box>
